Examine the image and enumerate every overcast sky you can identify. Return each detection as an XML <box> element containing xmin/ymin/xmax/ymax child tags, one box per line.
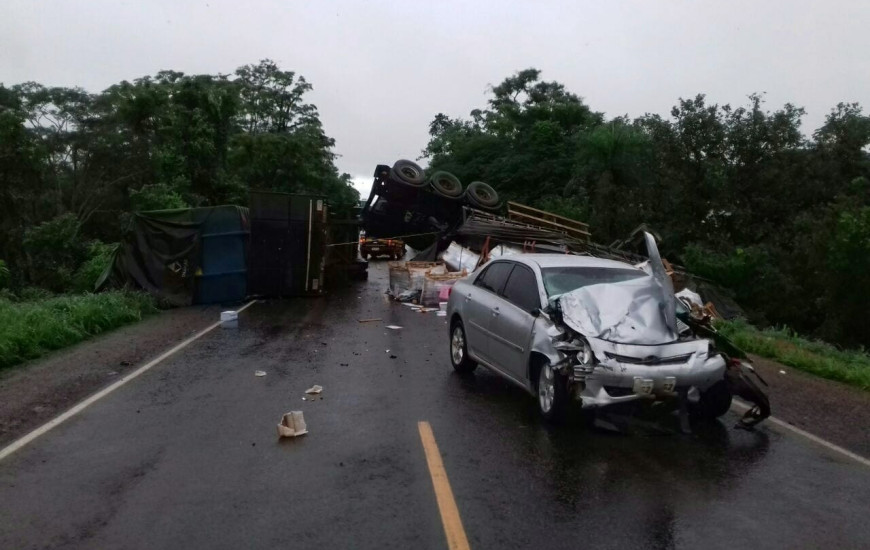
<box><xmin>3</xmin><ymin>0</ymin><xmax>868</xmax><ymax>197</ymax></box>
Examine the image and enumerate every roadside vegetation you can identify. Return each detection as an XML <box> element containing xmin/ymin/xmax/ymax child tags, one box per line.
<box><xmin>0</xmin><ymin>291</ymin><xmax>157</xmax><ymax>370</ymax></box>
<box><xmin>2</xmin><ymin>63</ymin><xmax>869</xmax><ymax>364</ymax></box>
<box><xmin>423</xmin><ymin>68</ymin><xmax>870</xmax><ymax>351</ymax></box>
<box><xmin>716</xmin><ymin>319</ymin><xmax>870</xmax><ymax>391</ymax></box>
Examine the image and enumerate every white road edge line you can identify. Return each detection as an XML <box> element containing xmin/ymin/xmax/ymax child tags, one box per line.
<box><xmin>732</xmin><ymin>398</ymin><xmax>870</xmax><ymax>468</ymax></box>
<box><xmin>0</xmin><ymin>300</ymin><xmax>258</xmax><ymax>462</ymax></box>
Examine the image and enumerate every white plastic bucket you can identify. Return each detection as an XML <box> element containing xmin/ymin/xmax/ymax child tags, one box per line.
<box><xmin>220</xmin><ymin>310</ymin><xmax>238</xmax><ymax>329</ymax></box>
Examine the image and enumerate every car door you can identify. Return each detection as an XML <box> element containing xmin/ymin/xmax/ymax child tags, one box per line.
<box><xmin>489</xmin><ymin>263</ymin><xmax>543</xmax><ymax>382</ymax></box>
<box><xmin>462</xmin><ymin>261</ymin><xmax>513</xmax><ymax>364</ymax></box>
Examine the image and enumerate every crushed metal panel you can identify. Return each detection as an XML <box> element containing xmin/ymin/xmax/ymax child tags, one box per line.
<box><xmin>558</xmin><ymin>276</ymin><xmax>678</xmax><ymax>345</ymax></box>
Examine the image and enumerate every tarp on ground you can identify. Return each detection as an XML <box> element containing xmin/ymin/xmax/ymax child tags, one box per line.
<box><xmin>97</xmin><ymin>205</ymin><xmax>249</xmax><ymax>306</ymax></box>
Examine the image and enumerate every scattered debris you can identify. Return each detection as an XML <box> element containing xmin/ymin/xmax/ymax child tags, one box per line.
<box><xmin>340</xmin><ymin>362</ymin><xmax>349</xmax><ymax>366</ymax></box>
<box><xmin>396</xmin><ymin>289</ymin><xmax>421</xmax><ymax>303</ymax></box>
<box><xmin>107</xmin><ymin>371</ymin><xmax>118</xmax><ymax>376</ymax></box>
<box><xmin>442</xmin><ymin>241</ymin><xmax>479</xmax><ymax>272</ymax></box>
<box><xmin>305</xmin><ymin>385</ymin><xmax>323</xmax><ymax>394</ymax></box>
<box><xmin>119</xmin><ymin>360</ymin><xmax>132</xmax><ymax>367</ymax></box>
<box><xmin>386</xmin><ymin>325</ymin><xmax>403</xmax><ymax>330</ymax></box>
<box><xmin>390</xmin><ymin>354</ymin><xmax>397</xmax><ymax>359</ymax></box>
<box><xmin>358</xmin><ymin>318</ymin><xmax>382</xmax><ymax>323</ymax></box>
<box><xmin>779</xmin><ymin>369</ymin><xmax>786</xmax><ymax>375</ymax></box>
<box><xmin>220</xmin><ymin>310</ymin><xmax>239</xmax><ymax>329</ymax></box>
<box><xmin>436</xmin><ymin>311</ymin><xmax>447</xmax><ymax>317</ymax></box>
<box><xmin>255</xmin><ymin>370</ymin><xmax>267</xmax><ymax>377</ymax></box>
<box><xmin>277</xmin><ymin>411</ymin><xmax>308</xmax><ymax>438</ymax></box>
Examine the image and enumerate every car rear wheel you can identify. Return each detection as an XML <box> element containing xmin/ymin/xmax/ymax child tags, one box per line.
<box><xmin>450</xmin><ymin>321</ymin><xmax>477</xmax><ymax>373</ymax></box>
<box><xmin>465</xmin><ymin>181</ymin><xmax>500</xmax><ymax>209</ymax></box>
<box><xmin>429</xmin><ymin>171</ymin><xmax>464</xmax><ymax>198</ymax></box>
<box><xmin>390</xmin><ymin>159</ymin><xmax>427</xmax><ymax>187</ymax></box>
<box><xmin>691</xmin><ymin>380</ymin><xmax>733</xmax><ymax>420</ymax></box>
<box><xmin>537</xmin><ymin>361</ymin><xmax>568</xmax><ymax>423</ymax></box>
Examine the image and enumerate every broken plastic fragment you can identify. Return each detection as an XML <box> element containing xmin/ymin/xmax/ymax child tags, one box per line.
<box><xmin>277</xmin><ymin>411</ymin><xmax>308</xmax><ymax>437</ymax></box>
<box><xmin>255</xmin><ymin>370</ymin><xmax>267</xmax><ymax>377</ymax></box>
<box><xmin>386</xmin><ymin>325</ymin><xmax>403</xmax><ymax>330</ymax></box>
<box><xmin>305</xmin><ymin>385</ymin><xmax>323</xmax><ymax>394</ymax></box>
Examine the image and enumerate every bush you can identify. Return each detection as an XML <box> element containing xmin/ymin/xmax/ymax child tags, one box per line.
<box><xmin>23</xmin><ymin>214</ymin><xmax>88</xmax><ymax>292</ymax></box>
<box><xmin>0</xmin><ymin>291</ymin><xmax>158</xmax><ymax>369</ymax></box>
<box><xmin>130</xmin><ymin>182</ymin><xmax>188</xmax><ymax>211</ymax></box>
<box><xmin>72</xmin><ymin>242</ymin><xmax>118</xmax><ymax>293</ymax></box>
<box><xmin>716</xmin><ymin>319</ymin><xmax>870</xmax><ymax>391</ymax></box>
<box><xmin>0</xmin><ymin>259</ymin><xmax>9</xmax><ymax>289</ymax></box>
<box><xmin>16</xmin><ymin>287</ymin><xmax>54</xmax><ymax>301</ymax></box>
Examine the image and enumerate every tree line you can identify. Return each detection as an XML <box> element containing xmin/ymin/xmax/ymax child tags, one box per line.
<box><xmin>423</xmin><ymin>69</ymin><xmax>870</xmax><ymax>349</ymax></box>
<box><xmin>0</xmin><ymin>60</ymin><xmax>358</xmax><ymax>295</ymax></box>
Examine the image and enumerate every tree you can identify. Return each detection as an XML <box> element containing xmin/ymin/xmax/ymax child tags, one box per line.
<box><xmin>0</xmin><ymin>59</ymin><xmax>359</xmax><ymax>294</ymax></box>
<box><xmin>422</xmin><ymin>69</ymin><xmax>870</xmax><ymax>348</ymax></box>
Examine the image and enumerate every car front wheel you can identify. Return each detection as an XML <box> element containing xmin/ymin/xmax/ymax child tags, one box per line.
<box><xmin>691</xmin><ymin>380</ymin><xmax>733</xmax><ymax>420</ymax></box>
<box><xmin>537</xmin><ymin>362</ymin><xmax>568</xmax><ymax>423</ymax></box>
<box><xmin>449</xmin><ymin>321</ymin><xmax>477</xmax><ymax>373</ymax></box>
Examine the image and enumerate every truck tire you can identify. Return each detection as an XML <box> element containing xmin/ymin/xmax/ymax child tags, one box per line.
<box><xmin>465</xmin><ymin>181</ymin><xmax>500</xmax><ymax>209</ymax></box>
<box><xmin>390</xmin><ymin>160</ymin><xmax>426</xmax><ymax>187</ymax></box>
<box><xmin>429</xmin><ymin>171</ymin><xmax>464</xmax><ymax>198</ymax></box>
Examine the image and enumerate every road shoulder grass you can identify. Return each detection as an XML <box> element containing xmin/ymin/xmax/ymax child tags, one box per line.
<box><xmin>716</xmin><ymin>319</ymin><xmax>870</xmax><ymax>391</ymax></box>
<box><xmin>0</xmin><ymin>291</ymin><xmax>158</xmax><ymax>370</ymax></box>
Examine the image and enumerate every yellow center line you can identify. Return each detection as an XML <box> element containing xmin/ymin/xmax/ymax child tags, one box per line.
<box><xmin>417</xmin><ymin>421</ymin><xmax>471</xmax><ymax>550</ymax></box>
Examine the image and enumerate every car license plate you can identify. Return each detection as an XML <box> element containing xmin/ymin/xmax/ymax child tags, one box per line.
<box><xmin>633</xmin><ymin>377</ymin><xmax>654</xmax><ymax>394</ymax></box>
<box><xmin>371</xmin><ymin>247</ymin><xmax>380</xmax><ymax>251</ymax></box>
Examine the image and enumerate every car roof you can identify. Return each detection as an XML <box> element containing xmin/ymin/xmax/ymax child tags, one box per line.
<box><xmin>492</xmin><ymin>253</ymin><xmax>641</xmax><ymax>271</ymax></box>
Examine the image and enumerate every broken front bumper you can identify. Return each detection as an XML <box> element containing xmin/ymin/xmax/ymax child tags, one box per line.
<box><xmin>572</xmin><ymin>338</ymin><xmax>727</xmax><ymax>409</ymax></box>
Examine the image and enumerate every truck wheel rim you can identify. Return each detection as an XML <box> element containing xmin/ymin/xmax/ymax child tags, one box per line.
<box><xmin>539</xmin><ymin>364</ymin><xmax>555</xmax><ymax>413</ymax></box>
<box><xmin>451</xmin><ymin>327</ymin><xmax>464</xmax><ymax>364</ymax></box>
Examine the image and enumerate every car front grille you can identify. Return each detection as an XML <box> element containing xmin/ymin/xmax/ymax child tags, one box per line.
<box><xmin>603</xmin><ymin>352</ymin><xmax>694</xmax><ymax>366</ymax></box>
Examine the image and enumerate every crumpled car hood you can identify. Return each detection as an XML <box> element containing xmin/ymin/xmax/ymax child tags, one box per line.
<box><xmin>558</xmin><ymin>276</ymin><xmax>678</xmax><ymax>345</ymax></box>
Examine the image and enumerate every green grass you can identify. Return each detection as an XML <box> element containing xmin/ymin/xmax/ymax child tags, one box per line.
<box><xmin>0</xmin><ymin>291</ymin><xmax>158</xmax><ymax>370</ymax></box>
<box><xmin>715</xmin><ymin>319</ymin><xmax>870</xmax><ymax>391</ymax></box>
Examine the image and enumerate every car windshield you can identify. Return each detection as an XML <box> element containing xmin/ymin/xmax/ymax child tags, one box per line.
<box><xmin>541</xmin><ymin>266</ymin><xmax>647</xmax><ymax>297</ymax></box>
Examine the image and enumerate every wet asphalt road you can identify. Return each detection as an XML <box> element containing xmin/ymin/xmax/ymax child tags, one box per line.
<box><xmin>1</xmin><ymin>262</ymin><xmax>869</xmax><ymax>549</ymax></box>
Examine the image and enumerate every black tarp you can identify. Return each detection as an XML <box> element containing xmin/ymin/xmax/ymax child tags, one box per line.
<box><xmin>98</xmin><ymin>206</ymin><xmax>249</xmax><ymax>306</ymax></box>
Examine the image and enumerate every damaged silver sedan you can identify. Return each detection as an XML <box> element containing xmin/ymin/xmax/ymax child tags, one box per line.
<box><xmin>446</xmin><ymin>236</ymin><xmax>769</xmax><ymax>427</ymax></box>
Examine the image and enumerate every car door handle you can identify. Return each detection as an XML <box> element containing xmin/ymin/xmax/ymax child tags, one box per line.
<box><xmin>492</xmin><ymin>307</ymin><xmax>500</xmax><ymax>317</ymax></box>
<box><xmin>465</xmin><ymin>293</ymin><xmax>471</xmax><ymax>302</ymax></box>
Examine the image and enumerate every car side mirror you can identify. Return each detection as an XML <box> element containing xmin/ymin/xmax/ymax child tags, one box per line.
<box><xmin>531</xmin><ymin>307</ymin><xmax>541</xmax><ymax>317</ymax></box>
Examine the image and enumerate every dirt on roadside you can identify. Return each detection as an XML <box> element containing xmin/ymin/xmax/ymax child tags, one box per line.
<box><xmin>0</xmin><ymin>305</ymin><xmax>221</xmax><ymax>448</ymax></box>
<box><xmin>748</xmin><ymin>354</ymin><xmax>870</xmax><ymax>458</ymax></box>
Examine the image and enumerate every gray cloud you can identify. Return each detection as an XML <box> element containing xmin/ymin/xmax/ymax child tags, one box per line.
<box><xmin>4</xmin><ymin>0</ymin><xmax>868</xmax><ymax>199</ymax></box>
